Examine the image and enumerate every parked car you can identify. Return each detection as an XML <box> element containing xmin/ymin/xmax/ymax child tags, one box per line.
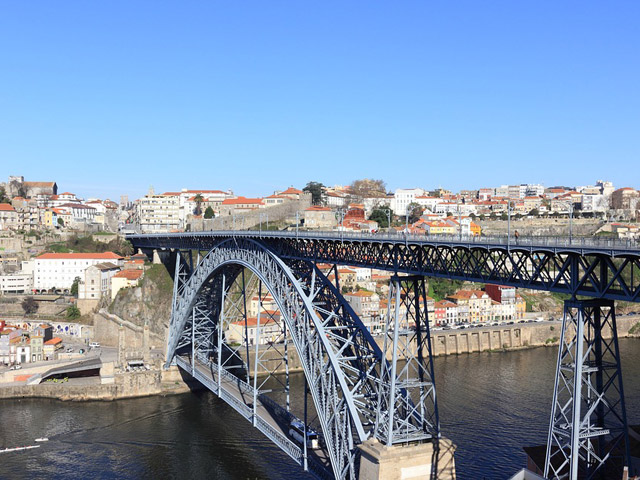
<box><xmin>9</xmin><ymin>365</ymin><xmax>21</xmax><ymax>370</ymax></box>
<box><xmin>66</xmin><ymin>347</ymin><xmax>74</xmax><ymax>353</ymax></box>
<box><xmin>89</xmin><ymin>342</ymin><xmax>101</xmax><ymax>349</ymax></box>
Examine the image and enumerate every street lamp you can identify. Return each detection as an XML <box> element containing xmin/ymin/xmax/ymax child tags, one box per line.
<box><xmin>507</xmin><ymin>200</ymin><xmax>513</xmax><ymax>248</ymax></box>
<box><xmin>386</xmin><ymin>209</ymin><xmax>391</xmax><ymax>231</ymax></box>
<box><xmin>295</xmin><ymin>211</ymin><xmax>300</xmax><ymax>239</ymax></box>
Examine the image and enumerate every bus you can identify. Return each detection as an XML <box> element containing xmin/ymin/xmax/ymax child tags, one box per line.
<box><xmin>289</xmin><ymin>420</ymin><xmax>319</xmax><ymax>450</ymax></box>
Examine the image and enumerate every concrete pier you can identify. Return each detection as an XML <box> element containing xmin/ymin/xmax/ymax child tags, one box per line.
<box><xmin>358</xmin><ymin>437</ymin><xmax>456</xmax><ymax>480</ymax></box>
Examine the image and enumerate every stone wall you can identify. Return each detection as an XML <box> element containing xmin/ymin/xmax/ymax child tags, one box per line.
<box><xmin>235</xmin><ymin>316</ymin><xmax>639</xmax><ymax>375</ymax></box>
<box><xmin>477</xmin><ymin>218</ymin><xmax>604</xmax><ymax>237</ymax></box>
<box><xmin>92</xmin><ymin>310</ymin><xmax>163</xmax><ymax>350</ymax></box>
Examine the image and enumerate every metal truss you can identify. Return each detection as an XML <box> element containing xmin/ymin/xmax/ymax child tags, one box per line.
<box><xmin>161</xmin><ymin>238</ymin><xmax>441</xmax><ymax>480</ymax></box>
<box><xmin>544</xmin><ymin>299</ymin><xmax>631</xmax><ymax>480</ymax></box>
<box><xmin>129</xmin><ymin>233</ymin><xmax>640</xmax><ymax>302</ymax></box>
<box><xmin>374</xmin><ymin>275</ymin><xmax>439</xmax><ymax>446</ymax></box>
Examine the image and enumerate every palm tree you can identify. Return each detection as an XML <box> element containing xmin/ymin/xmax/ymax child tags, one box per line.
<box><xmin>193</xmin><ymin>194</ymin><xmax>204</xmax><ymax>216</ymax></box>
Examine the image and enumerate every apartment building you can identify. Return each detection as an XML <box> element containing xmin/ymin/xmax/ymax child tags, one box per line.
<box><xmin>34</xmin><ymin>252</ymin><xmax>124</xmax><ymax>291</ymax></box>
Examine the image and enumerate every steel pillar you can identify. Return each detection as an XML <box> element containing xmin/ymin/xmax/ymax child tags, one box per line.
<box><xmin>544</xmin><ymin>299</ymin><xmax>631</xmax><ymax>480</ymax></box>
<box><xmin>374</xmin><ymin>274</ymin><xmax>439</xmax><ymax>445</ymax></box>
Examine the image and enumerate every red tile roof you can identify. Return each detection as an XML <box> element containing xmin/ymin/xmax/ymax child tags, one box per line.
<box><xmin>280</xmin><ymin>187</ymin><xmax>303</xmax><ymax>195</ymax></box>
<box><xmin>305</xmin><ymin>205</ymin><xmax>331</xmax><ymax>211</ymax></box>
<box><xmin>0</xmin><ymin>203</ymin><xmax>16</xmax><ymax>212</ymax></box>
<box><xmin>221</xmin><ymin>197</ymin><xmax>263</xmax><ymax>205</ymax></box>
<box><xmin>44</xmin><ymin>337</ymin><xmax>62</xmax><ymax>345</ymax></box>
<box><xmin>37</xmin><ymin>252</ymin><xmax>123</xmax><ymax>260</ymax></box>
<box><xmin>113</xmin><ymin>270</ymin><xmax>143</xmax><ymax>280</ymax></box>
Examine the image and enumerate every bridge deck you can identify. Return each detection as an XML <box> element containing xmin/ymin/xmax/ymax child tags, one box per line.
<box><xmin>129</xmin><ymin>229</ymin><xmax>640</xmax><ymax>256</ymax></box>
<box><xmin>175</xmin><ymin>355</ymin><xmax>332</xmax><ymax>480</ymax></box>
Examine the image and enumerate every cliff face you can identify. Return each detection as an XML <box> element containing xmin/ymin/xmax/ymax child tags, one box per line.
<box><xmin>109</xmin><ymin>264</ymin><xmax>173</xmax><ymax>340</ymax></box>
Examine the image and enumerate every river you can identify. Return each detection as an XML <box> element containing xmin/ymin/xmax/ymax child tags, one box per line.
<box><xmin>1</xmin><ymin>339</ymin><xmax>639</xmax><ymax>480</ymax></box>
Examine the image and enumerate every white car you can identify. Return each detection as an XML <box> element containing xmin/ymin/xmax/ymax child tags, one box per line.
<box><xmin>89</xmin><ymin>342</ymin><xmax>101</xmax><ymax>349</ymax></box>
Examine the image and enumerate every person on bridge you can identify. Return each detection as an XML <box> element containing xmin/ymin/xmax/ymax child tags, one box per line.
<box><xmin>514</xmin><ymin>230</ymin><xmax>520</xmax><ymax>244</ymax></box>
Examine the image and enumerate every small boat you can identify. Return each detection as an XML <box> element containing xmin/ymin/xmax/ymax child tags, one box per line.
<box><xmin>0</xmin><ymin>445</ymin><xmax>41</xmax><ymax>453</ymax></box>
<box><xmin>35</xmin><ymin>438</ymin><xmax>49</xmax><ymax>442</ymax></box>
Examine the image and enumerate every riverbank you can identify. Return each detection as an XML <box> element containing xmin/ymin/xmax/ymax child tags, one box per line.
<box><xmin>0</xmin><ymin>366</ymin><xmax>191</xmax><ymax>401</ymax></box>
<box><xmin>2</xmin><ymin>316</ymin><xmax>638</xmax><ymax>402</ymax></box>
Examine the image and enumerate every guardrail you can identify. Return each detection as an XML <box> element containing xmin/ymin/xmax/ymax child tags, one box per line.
<box><xmin>255</xmin><ymin>415</ymin><xmax>303</xmax><ymax>464</ymax></box>
<box><xmin>129</xmin><ymin>229</ymin><xmax>640</xmax><ymax>252</ymax></box>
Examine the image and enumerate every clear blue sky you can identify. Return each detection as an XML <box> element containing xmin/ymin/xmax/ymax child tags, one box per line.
<box><xmin>1</xmin><ymin>1</ymin><xmax>638</xmax><ymax>200</ymax></box>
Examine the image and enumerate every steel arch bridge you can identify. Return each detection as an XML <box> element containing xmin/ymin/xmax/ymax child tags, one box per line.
<box><xmin>128</xmin><ymin>231</ymin><xmax>640</xmax><ymax>480</ymax></box>
<box><xmin>159</xmin><ymin>237</ymin><xmax>437</xmax><ymax>480</ymax></box>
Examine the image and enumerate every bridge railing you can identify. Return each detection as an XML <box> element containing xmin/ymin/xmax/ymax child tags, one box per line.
<box><xmin>130</xmin><ymin>229</ymin><xmax>639</xmax><ymax>252</ymax></box>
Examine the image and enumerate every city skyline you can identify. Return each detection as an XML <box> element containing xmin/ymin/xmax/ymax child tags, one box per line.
<box><xmin>1</xmin><ymin>2</ymin><xmax>639</xmax><ymax>200</ymax></box>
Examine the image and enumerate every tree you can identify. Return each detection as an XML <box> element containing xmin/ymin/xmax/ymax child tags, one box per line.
<box><xmin>489</xmin><ymin>212</ymin><xmax>497</xmax><ymax>220</ymax></box>
<box><xmin>0</xmin><ymin>186</ymin><xmax>10</xmax><ymax>203</ymax></box>
<box><xmin>469</xmin><ymin>213</ymin><xmax>477</xmax><ymax>220</ymax></box>
<box><xmin>303</xmin><ymin>181</ymin><xmax>325</xmax><ymax>205</ymax></box>
<box><xmin>66</xmin><ymin>305</ymin><xmax>81</xmax><ymax>320</ymax></box>
<box><xmin>70</xmin><ymin>276</ymin><xmax>81</xmax><ymax>297</ymax></box>
<box><xmin>369</xmin><ymin>206</ymin><xmax>392</xmax><ymax>228</ymax></box>
<box><xmin>529</xmin><ymin>209</ymin><xmax>539</xmax><ymax>216</ymax></box>
<box><xmin>204</xmin><ymin>206</ymin><xmax>215</xmax><ymax>219</ymax></box>
<box><xmin>406</xmin><ymin>202</ymin><xmax>424</xmax><ymax>224</ymax></box>
<box><xmin>349</xmin><ymin>179</ymin><xmax>386</xmax><ymax>199</ymax></box>
<box><xmin>193</xmin><ymin>194</ymin><xmax>204</xmax><ymax>216</ymax></box>
<box><xmin>428</xmin><ymin>279</ymin><xmax>463</xmax><ymax>301</ymax></box>
<box><xmin>500</xmin><ymin>212</ymin><xmax>508</xmax><ymax>221</ymax></box>
<box><xmin>22</xmin><ymin>297</ymin><xmax>39</xmax><ymax>315</ymax></box>
<box><xmin>57</xmin><ymin>217</ymin><xmax>64</xmax><ymax>227</ymax></box>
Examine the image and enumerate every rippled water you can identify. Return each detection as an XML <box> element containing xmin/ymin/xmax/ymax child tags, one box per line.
<box><xmin>1</xmin><ymin>339</ymin><xmax>639</xmax><ymax>480</ymax></box>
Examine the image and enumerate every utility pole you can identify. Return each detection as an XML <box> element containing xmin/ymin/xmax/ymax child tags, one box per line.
<box><xmin>507</xmin><ymin>200</ymin><xmax>512</xmax><ymax>248</ymax></box>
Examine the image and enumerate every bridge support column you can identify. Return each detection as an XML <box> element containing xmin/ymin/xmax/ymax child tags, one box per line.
<box><xmin>374</xmin><ymin>275</ymin><xmax>439</xmax><ymax>445</ymax></box>
<box><xmin>544</xmin><ymin>299</ymin><xmax>631</xmax><ymax>480</ymax></box>
<box><xmin>358</xmin><ymin>437</ymin><xmax>456</xmax><ymax>480</ymax></box>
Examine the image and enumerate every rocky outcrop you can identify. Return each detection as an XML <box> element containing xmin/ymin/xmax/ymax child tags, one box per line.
<box><xmin>108</xmin><ymin>264</ymin><xmax>173</xmax><ymax>341</ymax></box>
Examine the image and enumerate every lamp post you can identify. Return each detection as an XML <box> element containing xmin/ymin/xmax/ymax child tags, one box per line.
<box><xmin>507</xmin><ymin>200</ymin><xmax>513</xmax><ymax>248</ymax></box>
<box><xmin>386</xmin><ymin>209</ymin><xmax>391</xmax><ymax>231</ymax></box>
<box><xmin>295</xmin><ymin>211</ymin><xmax>300</xmax><ymax>239</ymax></box>
<box><xmin>458</xmin><ymin>202</ymin><xmax>462</xmax><ymax>241</ymax></box>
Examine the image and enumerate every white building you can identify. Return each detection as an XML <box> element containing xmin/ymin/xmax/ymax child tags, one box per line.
<box><xmin>0</xmin><ymin>273</ymin><xmax>33</xmax><ymax>294</ymax></box>
<box><xmin>79</xmin><ymin>262</ymin><xmax>121</xmax><ymax>300</ymax></box>
<box><xmin>391</xmin><ymin>188</ymin><xmax>425</xmax><ymax>216</ymax></box>
<box><xmin>136</xmin><ymin>189</ymin><xmax>182</xmax><ymax>233</ymax></box>
<box><xmin>34</xmin><ymin>252</ymin><xmax>124</xmax><ymax>292</ymax></box>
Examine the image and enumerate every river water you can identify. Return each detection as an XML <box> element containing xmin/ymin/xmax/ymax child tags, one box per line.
<box><xmin>1</xmin><ymin>339</ymin><xmax>639</xmax><ymax>480</ymax></box>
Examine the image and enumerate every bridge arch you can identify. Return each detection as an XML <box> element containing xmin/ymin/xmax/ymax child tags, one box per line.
<box><xmin>166</xmin><ymin>238</ymin><xmax>399</xmax><ymax>479</ymax></box>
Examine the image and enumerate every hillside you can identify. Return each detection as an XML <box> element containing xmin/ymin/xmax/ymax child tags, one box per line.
<box><xmin>108</xmin><ymin>264</ymin><xmax>173</xmax><ymax>340</ymax></box>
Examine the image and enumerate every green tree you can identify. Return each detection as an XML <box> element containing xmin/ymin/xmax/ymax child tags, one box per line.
<box><xmin>428</xmin><ymin>279</ymin><xmax>464</xmax><ymax>301</ymax></box>
<box><xmin>0</xmin><ymin>186</ymin><xmax>10</xmax><ymax>203</ymax></box>
<box><xmin>57</xmin><ymin>217</ymin><xmax>64</xmax><ymax>227</ymax></box>
<box><xmin>369</xmin><ymin>206</ymin><xmax>392</xmax><ymax>228</ymax></box>
<box><xmin>70</xmin><ymin>276</ymin><xmax>81</xmax><ymax>297</ymax></box>
<box><xmin>22</xmin><ymin>297</ymin><xmax>39</xmax><ymax>315</ymax></box>
<box><xmin>66</xmin><ymin>305</ymin><xmax>81</xmax><ymax>320</ymax></box>
<box><xmin>489</xmin><ymin>212</ymin><xmax>497</xmax><ymax>220</ymax></box>
<box><xmin>193</xmin><ymin>194</ymin><xmax>204</xmax><ymax>216</ymax></box>
<box><xmin>500</xmin><ymin>212</ymin><xmax>508</xmax><ymax>221</ymax></box>
<box><xmin>529</xmin><ymin>208</ymin><xmax>539</xmax><ymax>216</ymax></box>
<box><xmin>204</xmin><ymin>206</ymin><xmax>215</xmax><ymax>219</ymax></box>
<box><xmin>303</xmin><ymin>181</ymin><xmax>325</xmax><ymax>205</ymax></box>
<box><xmin>406</xmin><ymin>202</ymin><xmax>424</xmax><ymax>224</ymax></box>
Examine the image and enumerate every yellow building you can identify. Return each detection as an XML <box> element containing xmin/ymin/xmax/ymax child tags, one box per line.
<box><xmin>111</xmin><ymin>269</ymin><xmax>144</xmax><ymax>300</ymax></box>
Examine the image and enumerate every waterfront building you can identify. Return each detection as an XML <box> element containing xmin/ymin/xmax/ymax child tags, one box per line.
<box><xmin>34</xmin><ymin>252</ymin><xmax>124</xmax><ymax>292</ymax></box>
